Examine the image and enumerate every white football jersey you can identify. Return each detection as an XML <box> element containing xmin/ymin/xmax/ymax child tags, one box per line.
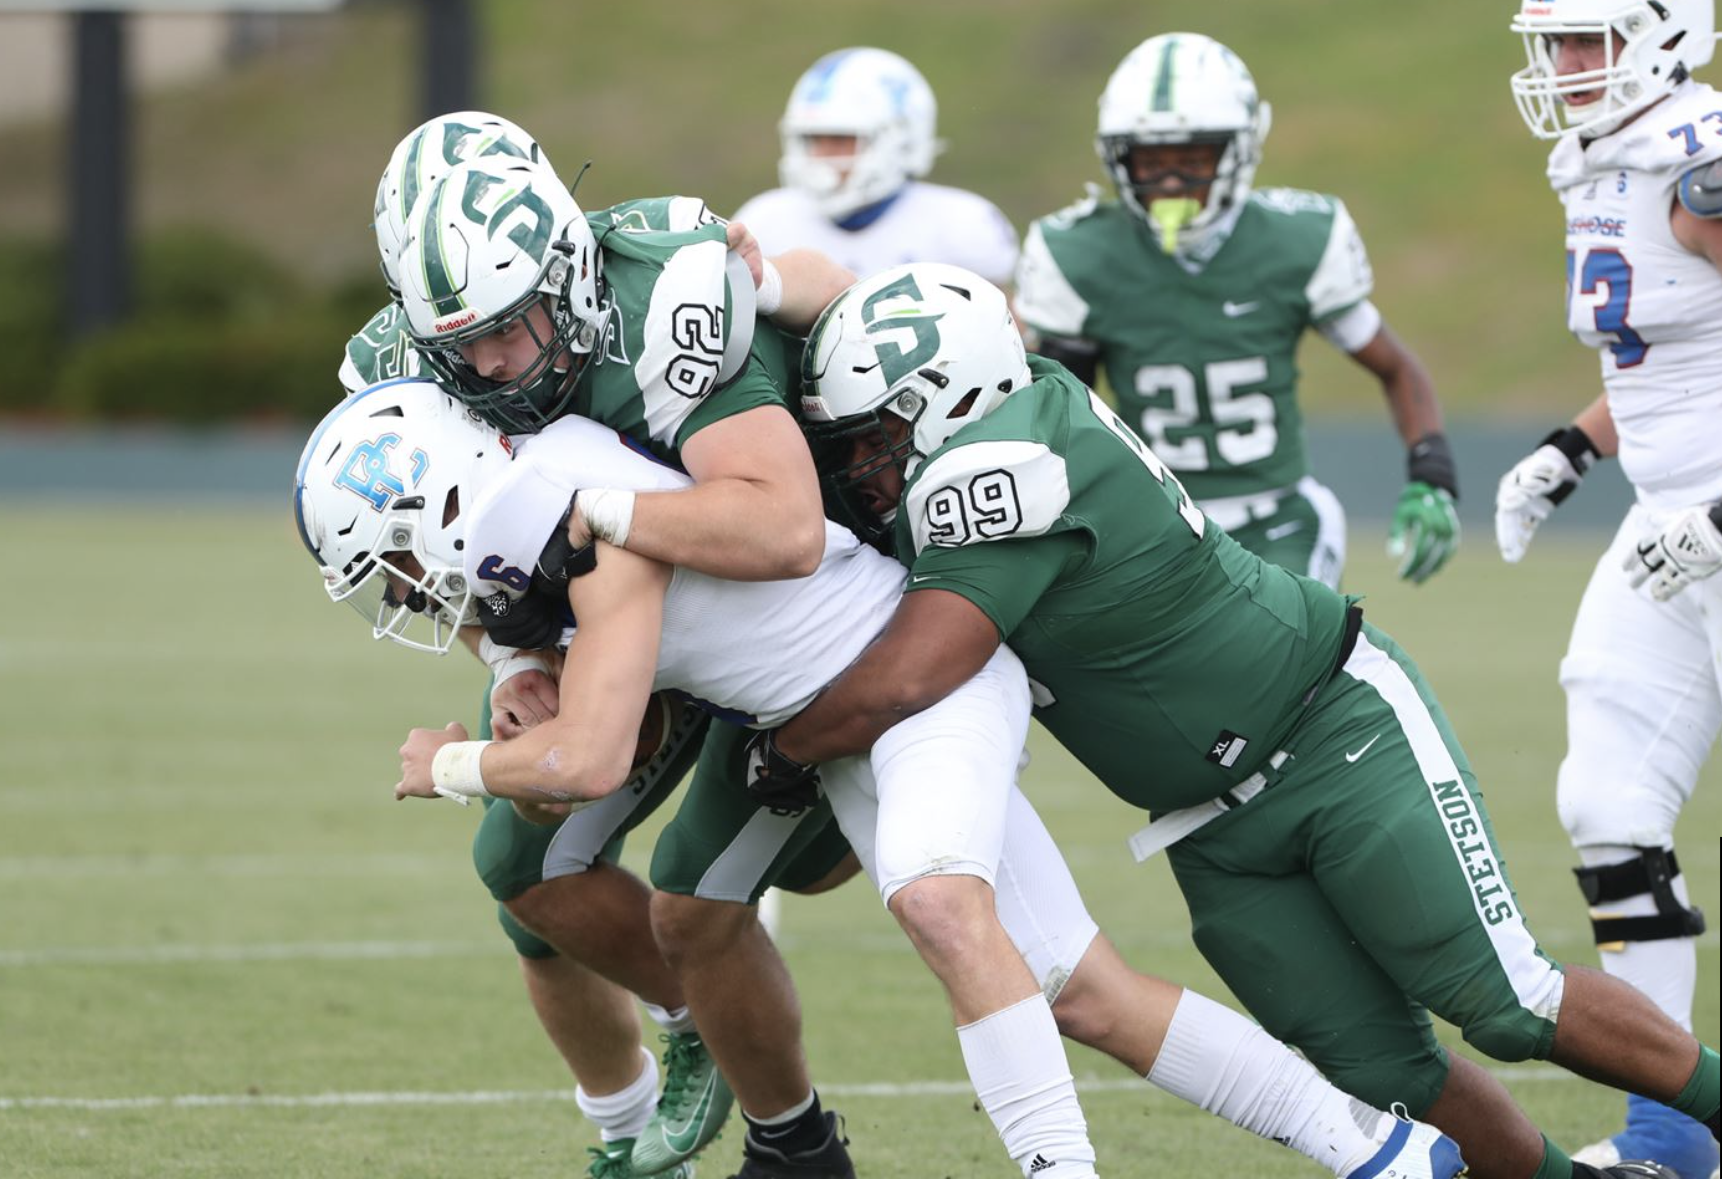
<box><xmin>1548</xmin><ymin>82</ymin><xmax>1722</xmax><ymax>509</ymax></box>
<box><xmin>733</xmin><ymin>181</ymin><xmax>1019</xmax><ymax>286</ymax></box>
<box><xmin>463</xmin><ymin>416</ymin><xmax>905</xmax><ymax>727</ymax></box>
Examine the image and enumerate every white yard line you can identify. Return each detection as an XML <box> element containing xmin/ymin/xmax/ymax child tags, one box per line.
<box><xmin>0</xmin><ymin>1068</ymin><xmax>1576</xmax><ymax>1113</ymax></box>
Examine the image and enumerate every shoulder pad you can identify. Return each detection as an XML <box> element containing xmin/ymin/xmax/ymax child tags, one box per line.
<box><xmin>1679</xmin><ymin>158</ymin><xmax>1722</xmax><ymax>217</ymax></box>
<box><xmin>1250</xmin><ymin>187</ymin><xmax>1338</xmax><ymax>218</ymax></box>
<box><xmin>631</xmin><ymin>237</ymin><xmax>734</xmax><ymax>443</ymax></box>
<box><xmin>1038</xmin><ymin>184</ymin><xmax>1106</xmax><ymax>232</ymax></box>
<box><xmin>905</xmin><ymin>438</ymin><xmax>1072</xmax><ymax>555</ymax></box>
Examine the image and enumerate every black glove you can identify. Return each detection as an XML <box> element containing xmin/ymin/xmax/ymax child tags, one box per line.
<box><xmin>744</xmin><ymin>729</ymin><xmax>822</xmax><ymax>816</ymax></box>
<box><xmin>474</xmin><ymin>500</ymin><xmax>597</xmax><ymax>649</ymax></box>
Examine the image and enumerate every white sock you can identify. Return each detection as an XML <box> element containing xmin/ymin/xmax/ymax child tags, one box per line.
<box><xmin>744</xmin><ymin>1089</ymin><xmax>815</xmax><ymax>1126</ymax></box>
<box><xmin>643</xmin><ymin>1002</ymin><xmax>698</xmax><ymax>1036</ymax></box>
<box><xmin>1580</xmin><ymin>846</ymin><xmax>1698</xmax><ymax>1031</ymax></box>
<box><xmin>957</xmin><ymin>994</ymin><xmax>1097</xmax><ymax>1179</ymax></box>
<box><xmin>1147</xmin><ymin>989</ymin><xmax>1394</xmax><ymax>1177</ymax></box>
<box><xmin>576</xmin><ymin>1045</ymin><xmax>659</xmax><ymax>1144</ymax></box>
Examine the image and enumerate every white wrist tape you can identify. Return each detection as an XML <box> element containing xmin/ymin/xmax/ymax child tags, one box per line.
<box><xmin>431</xmin><ymin>740</ymin><xmax>494</xmax><ymax>803</ymax></box>
<box><xmin>576</xmin><ymin>487</ymin><xmax>636</xmax><ymax>548</ymax></box>
<box><xmin>490</xmin><ymin>652</ymin><xmax>554</xmax><ymax>688</ymax></box>
<box><xmin>756</xmin><ymin>259</ymin><xmax>784</xmax><ymax>317</ymax></box>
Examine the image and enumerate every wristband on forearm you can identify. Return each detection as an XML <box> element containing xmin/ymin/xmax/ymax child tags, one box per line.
<box><xmin>1406</xmin><ymin>432</ymin><xmax>1458</xmax><ymax>499</ymax></box>
<box><xmin>575</xmin><ymin>488</ymin><xmax>636</xmax><ymax>548</ymax></box>
<box><xmin>431</xmin><ymin>740</ymin><xmax>494</xmax><ymax>801</ymax></box>
<box><xmin>1540</xmin><ymin>424</ymin><xmax>1600</xmax><ymax>505</ymax></box>
<box><xmin>1543</xmin><ymin>424</ymin><xmax>1599</xmax><ymax>472</ymax></box>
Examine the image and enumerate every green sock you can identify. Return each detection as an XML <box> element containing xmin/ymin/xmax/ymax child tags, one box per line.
<box><xmin>1534</xmin><ymin>1135</ymin><xmax>1574</xmax><ymax>1179</ymax></box>
<box><xmin>1673</xmin><ymin>1044</ymin><xmax>1721</xmax><ymax>1124</ymax></box>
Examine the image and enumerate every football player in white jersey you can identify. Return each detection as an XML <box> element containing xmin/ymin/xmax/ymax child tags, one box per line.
<box><xmin>352</xmin><ymin>379</ymin><xmax>1465</xmax><ymax>1180</ymax></box>
<box><xmin>1500</xmin><ymin>2</ymin><xmax>1722</xmax><ymax>1174</ymax></box>
<box><xmin>731</xmin><ymin>47</ymin><xmax>1020</xmax><ymax>286</ymax></box>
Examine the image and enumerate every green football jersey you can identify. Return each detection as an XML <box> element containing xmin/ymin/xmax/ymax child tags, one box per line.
<box><xmin>337</xmin><ymin>196</ymin><xmax>800</xmax><ymax>459</ymax></box>
<box><xmin>576</xmin><ymin>219</ymin><xmax>799</xmax><ymax>462</ymax></box>
<box><xmin>1015</xmin><ymin>187</ymin><xmax>1374</xmax><ymax>501</ymax></box>
<box><xmin>896</xmin><ymin>355</ymin><xmax>1350</xmax><ymax>812</ymax></box>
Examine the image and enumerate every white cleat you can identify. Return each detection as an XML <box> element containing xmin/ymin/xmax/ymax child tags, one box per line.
<box><xmin>1347</xmin><ymin>1118</ymin><xmax>1467</xmax><ymax>1179</ymax></box>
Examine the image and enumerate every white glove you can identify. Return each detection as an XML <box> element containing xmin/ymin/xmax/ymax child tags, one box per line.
<box><xmin>1494</xmin><ymin>428</ymin><xmax>1596</xmax><ymax>563</ymax></box>
<box><xmin>1623</xmin><ymin>504</ymin><xmax>1722</xmax><ymax>601</ymax></box>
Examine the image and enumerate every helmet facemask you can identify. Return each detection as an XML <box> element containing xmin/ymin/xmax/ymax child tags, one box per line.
<box><xmin>777</xmin><ymin>47</ymin><xmax>941</xmax><ymax>222</ymax></box>
<box><xmin>399</xmin><ymin>158</ymin><xmax>608</xmax><ymax>433</ymax></box>
<box><xmin>1095</xmin><ymin>34</ymin><xmax>1272</xmax><ymax>257</ymax></box>
<box><xmin>294</xmin><ymin>380</ymin><xmax>516</xmax><ymax>656</ymax></box>
<box><xmin>1510</xmin><ymin>0</ymin><xmax>1716</xmax><ymax>140</ymax></box>
<box><xmin>803</xmin><ymin>391</ymin><xmax>926</xmax><ymax>545</ymax></box>
<box><xmin>321</xmin><ymin>499</ymin><xmax>473</xmax><ymax>655</ymax></box>
<box><xmin>415</xmin><ymin>255</ymin><xmax>603</xmax><ymax>435</ymax></box>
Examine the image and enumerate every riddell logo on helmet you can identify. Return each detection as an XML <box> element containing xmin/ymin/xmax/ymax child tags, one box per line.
<box><xmin>436</xmin><ymin>311</ymin><xmax>478</xmax><ymax>333</ymax></box>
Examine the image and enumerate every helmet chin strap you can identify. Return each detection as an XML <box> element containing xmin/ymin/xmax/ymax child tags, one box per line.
<box><xmin>1147</xmin><ymin>197</ymin><xmax>1202</xmax><ymax>253</ymax></box>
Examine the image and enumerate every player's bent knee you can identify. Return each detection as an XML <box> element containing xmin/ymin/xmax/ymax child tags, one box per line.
<box><xmin>1459</xmin><ymin>1005</ymin><xmax>1553</xmax><ymax>1064</ymax></box>
<box><xmin>649</xmin><ymin>890</ymin><xmax>758</xmax><ymax>966</ymax></box>
<box><xmin>496</xmin><ymin>901</ymin><xmax>556</xmax><ymax>959</ymax></box>
<box><xmin>886</xmin><ymin>872</ymin><xmax>997</xmax><ymax>953</ymax></box>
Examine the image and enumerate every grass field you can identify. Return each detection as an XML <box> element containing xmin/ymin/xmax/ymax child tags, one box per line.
<box><xmin>2</xmin><ymin>503</ymin><xmax>1717</xmax><ymax>1178</ymax></box>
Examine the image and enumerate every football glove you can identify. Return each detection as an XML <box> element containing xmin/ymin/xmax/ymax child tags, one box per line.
<box><xmin>1387</xmin><ymin>483</ymin><xmax>1460</xmax><ymax>584</ymax></box>
<box><xmin>743</xmin><ymin>729</ymin><xmax>822</xmax><ymax>816</ymax></box>
<box><xmin>1623</xmin><ymin>503</ymin><xmax>1722</xmax><ymax>601</ymax></box>
<box><xmin>1494</xmin><ymin>426</ymin><xmax>1598</xmax><ymax>563</ymax></box>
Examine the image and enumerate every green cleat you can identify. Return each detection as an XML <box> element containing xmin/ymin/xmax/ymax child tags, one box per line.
<box><xmin>629</xmin><ymin>1032</ymin><xmax>734</xmax><ymax>1175</ymax></box>
<box><xmin>587</xmin><ymin>1136</ymin><xmax>698</xmax><ymax>1179</ymax></box>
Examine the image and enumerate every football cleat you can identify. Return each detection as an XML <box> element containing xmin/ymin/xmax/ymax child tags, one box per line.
<box><xmin>587</xmin><ymin>1136</ymin><xmax>697</xmax><ymax>1179</ymax></box>
<box><xmin>1347</xmin><ymin>1116</ymin><xmax>1467</xmax><ymax>1178</ymax></box>
<box><xmin>731</xmin><ymin>1110</ymin><xmax>855</xmax><ymax>1179</ymax></box>
<box><xmin>629</xmin><ymin>1032</ymin><xmax>734</xmax><ymax>1175</ymax></box>
<box><xmin>1574</xmin><ymin>1095</ymin><xmax>1721</xmax><ymax>1180</ymax></box>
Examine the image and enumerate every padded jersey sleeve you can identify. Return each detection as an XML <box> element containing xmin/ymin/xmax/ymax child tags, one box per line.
<box><xmin>898</xmin><ymin>436</ymin><xmax>1086</xmax><ymax>637</ymax></box>
<box><xmin>464</xmin><ymin>416</ymin><xmax>691</xmax><ymax>600</ymax></box>
<box><xmin>1305</xmin><ymin>198</ymin><xmax>1375</xmax><ymax>323</ymax></box>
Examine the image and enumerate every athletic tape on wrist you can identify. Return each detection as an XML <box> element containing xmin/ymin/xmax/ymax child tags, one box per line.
<box><xmin>431</xmin><ymin>740</ymin><xmax>494</xmax><ymax>800</ymax></box>
<box><xmin>490</xmin><ymin>653</ymin><xmax>554</xmax><ymax>688</ymax></box>
<box><xmin>576</xmin><ymin>488</ymin><xmax>636</xmax><ymax>548</ymax></box>
<box><xmin>757</xmin><ymin>259</ymin><xmax>784</xmax><ymax>317</ymax></box>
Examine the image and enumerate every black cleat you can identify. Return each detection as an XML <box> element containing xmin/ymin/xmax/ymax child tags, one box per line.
<box><xmin>731</xmin><ymin>1110</ymin><xmax>854</xmax><ymax>1178</ymax></box>
<box><xmin>1599</xmin><ymin>1163</ymin><xmax>1681</xmax><ymax>1178</ymax></box>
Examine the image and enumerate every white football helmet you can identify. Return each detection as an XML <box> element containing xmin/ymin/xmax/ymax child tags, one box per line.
<box><xmin>800</xmin><ymin>263</ymin><xmax>1029</xmax><ymax>533</ymax></box>
<box><xmin>1095</xmin><ymin>33</ymin><xmax>1272</xmax><ymax>255</ymax></box>
<box><xmin>373</xmin><ymin>111</ymin><xmax>546</xmax><ymax>298</ymax></box>
<box><xmin>396</xmin><ymin>156</ymin><xmax>606</xmax><ymax>434</ymax></box>
<box><xmin>294</xmin><ymin>378</ymin><xmax>514</xmax><ymax>654</ymax></box>
<box><xmin>779</xmin><ymin>47</ymin><xmax>942</xmax><ymax>221</ymax></box>
<box><xmin>1510</xmin><ymin>0</ymin><xmax>1716</xmax><ymax>140</ymax></box>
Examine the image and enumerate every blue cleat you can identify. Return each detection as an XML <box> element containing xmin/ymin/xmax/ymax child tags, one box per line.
<box><xmin>1574</xmin><ymin>1095</ymin><xmax>1722</xmax><ymax>1180</ymax></box>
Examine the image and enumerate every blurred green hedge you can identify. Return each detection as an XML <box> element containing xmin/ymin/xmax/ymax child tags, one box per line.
<box><xmin>0</xmin><ymin>231</ymin><xmax>380</xmax><ymax>423</ymax></box>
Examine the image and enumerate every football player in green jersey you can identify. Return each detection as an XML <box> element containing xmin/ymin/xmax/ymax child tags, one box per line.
<box><xmin>765</xmin><ymin>262</ymin><xmax>1722</xmax><ymax>1180</ymax></box>
<box><xmin>387</xmin><ymin>150</ymin><xmax>867</xmax><ymax>1176</ymax></box>
<box><xmin>1014</xmin><ymin>33</ymin><xmax>1459</xmax><ymax>588</ymax></box>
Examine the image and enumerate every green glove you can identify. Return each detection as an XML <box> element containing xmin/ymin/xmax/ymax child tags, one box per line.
<box><xmin>1387</xmin><ymin>481</ymin><xmax>1460</xmax><ymax>584</ymax></box>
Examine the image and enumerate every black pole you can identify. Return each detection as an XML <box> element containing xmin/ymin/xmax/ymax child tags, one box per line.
<box><xmin>69</xmin><ymin>10</ymin><xmax>129</xmax><ymax>339</ymax></box>
<box><xmin>421</xmin><ymin>0</ymin><xmax>477</xmax><ymax>120</ymax></box>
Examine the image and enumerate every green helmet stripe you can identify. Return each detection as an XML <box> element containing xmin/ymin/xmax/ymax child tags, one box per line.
<box><xmin>1151</xmin><ymin>36</ymin><xmax>1179</xmax><ymax>112</ymax></box>
<box><xmin>399</xmin><ymin>129</ymin><xmax>428</xmax><ymax>225</ymax></box>
<box><xmin>420</xmin><ymin>176</ymin><xmax>467</xmax><ymax>321</ymax></box>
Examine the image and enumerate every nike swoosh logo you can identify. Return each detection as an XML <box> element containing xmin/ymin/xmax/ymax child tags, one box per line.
<box><xmin>660</xmin><ymin>1082</ymin><xmax>718</xmax><ymax>1151</ymax></box>
<box><xmin>1345</xmin><ymin>733</ymin><xmax>1382</xmax><ymax>762</ymax></box>
<box><xmin>909</xmin><ymin>574</ymin><xmax>936</xmax><ymax>585</ymax></box>
<box><xmin>1264</xmin><ymin>521</ymin><xmax>1303</xmax><ymax>541</ymax></box>
<box><xmin>1222</xmin><ymin>300</ymin><xmax>1260</xmax><ymax>317</ymax></box>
